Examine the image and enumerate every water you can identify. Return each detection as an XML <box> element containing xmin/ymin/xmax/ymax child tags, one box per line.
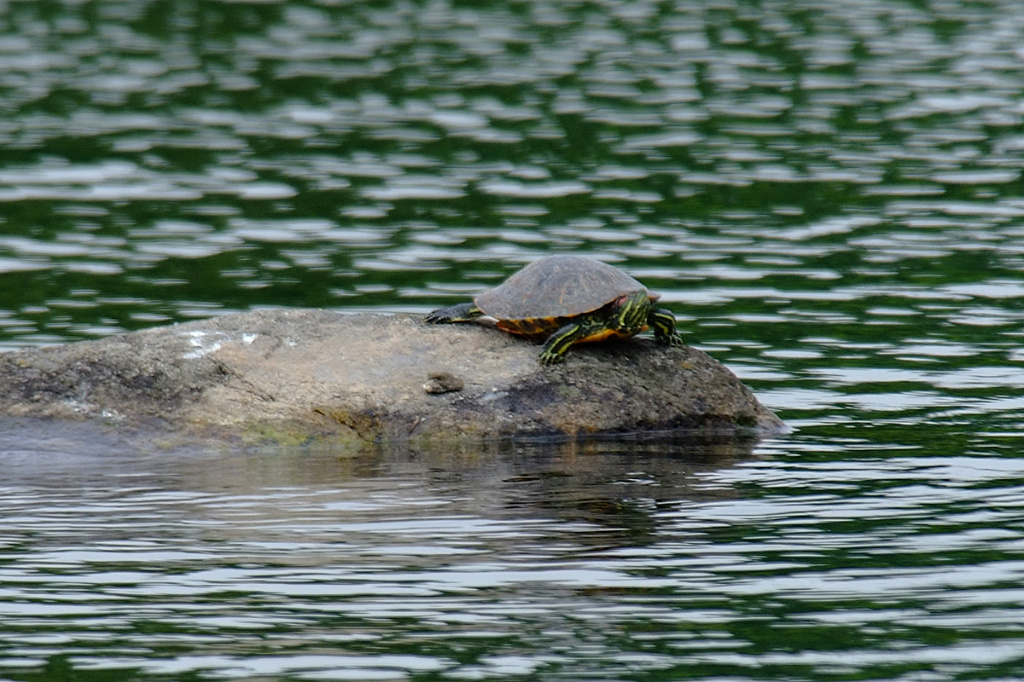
<box><xmin>2</xmin><ymin>0</ymin><xmax>1024</xmax><ymax>679</ymax></box>
<box><xmin>4</xmin><ymin>431</ymin><xmax>1024</xmax><ymax>680</ymax></box>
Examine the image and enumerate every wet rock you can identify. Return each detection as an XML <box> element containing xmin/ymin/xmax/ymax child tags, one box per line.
<box><xmin>0</xmin><ymin>309</ymin><xmax>784</xmax><ymax>446</ymax></box>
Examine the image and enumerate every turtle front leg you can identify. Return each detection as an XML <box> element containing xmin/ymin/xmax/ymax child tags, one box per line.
<box><xmin>425</xmin><ymin>302</ymin><xmax>482</xmax><ymax>324</ymax></box>
<box><xmin>538</xmin><ymin>322</ymin><xmax>583</xmax><ymax>365</ymax></box>
<box><xmin>648</xmin><ymin>307</ymin><xmax>685</xmax><ymax>348</ymax></box>
<box><xmin>538</xmin><ymin>317</ymin><xmax>607</xmax><ymax>365</ymax></box>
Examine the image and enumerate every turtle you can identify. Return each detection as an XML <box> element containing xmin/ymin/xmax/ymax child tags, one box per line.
<box><xmin>424</xmin><ymin>254</ymin><xmax>685</xmax><ymax>365</ymax></box>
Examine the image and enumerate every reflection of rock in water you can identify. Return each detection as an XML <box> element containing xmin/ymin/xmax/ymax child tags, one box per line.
<box><xmin>0</xmin><ymin>309</ymin><xmax>784</xmax><ymax>448</ymax></box>
<box><xmin>2</xmin><ymin>418</ymin><xmax>755</xmax><ymax>555</ymax></box>
<box><xmin>382</xmin><ymin>437</ymin><xmax>756</xmax><ymax>547</ymax></box>
<box><xmin>171</xmin><ymin>436</ymin><xmax>755</xmax><ymax>551</ymax></box>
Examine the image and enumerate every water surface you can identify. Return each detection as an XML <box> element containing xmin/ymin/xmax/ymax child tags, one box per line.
<box><xmin>2</xmin><ymin>0</ymin><xmax>1024</xmax><ymax>679</ymax></box>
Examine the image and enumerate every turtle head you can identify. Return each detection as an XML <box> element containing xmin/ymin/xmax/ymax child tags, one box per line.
<box><xmin>609</xmin><ymin>290</ymin><xmax>651</xmax><ymax>334</ymax></box>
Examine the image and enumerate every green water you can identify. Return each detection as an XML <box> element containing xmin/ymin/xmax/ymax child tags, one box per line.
<box><xmin>2</xmin><ymin>0</ymin><xmax>1024</xmax><ymax>679</ymax></box>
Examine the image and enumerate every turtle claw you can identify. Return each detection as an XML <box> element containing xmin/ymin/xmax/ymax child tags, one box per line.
<box><xmin>664</xmin><ymin>333</ymin><xmax>686</xmax><ymax>349</ymax></box>
<box><xmin>424</xmin><ymin>311</ymin><xmax>446</xmax><ymax>324</ymax></box>
<box><xmin>539</xmin><ymin>351</ymin><xmax>566</xmax><ymax>366</ymax></box>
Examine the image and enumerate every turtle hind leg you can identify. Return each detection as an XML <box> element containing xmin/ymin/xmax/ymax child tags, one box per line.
<box><xmin>424</xmin><ymin>302</ymin><xmax>482</xmax><ymax>324</ymax></box>
<box><xmin>648</xmin><ymin>308</ymin><xmax>685</xmax><ymax>348</ymax></box>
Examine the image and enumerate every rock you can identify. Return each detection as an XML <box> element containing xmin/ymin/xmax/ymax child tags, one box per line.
<box><xmin>0</xmin><ymin>309</ymin><xmax>784</xmax><ymax>447</ymax></box>
<box><xmin>423</xmin><ymin>372</ymin><xmax>465</xmax><ymax>395</ymax></box>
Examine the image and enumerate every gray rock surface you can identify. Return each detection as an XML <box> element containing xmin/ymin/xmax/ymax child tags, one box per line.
<box><xmin>0</xmin><ymin>309</ymin><xmax>784</xmax><ymax>446</ymax></box>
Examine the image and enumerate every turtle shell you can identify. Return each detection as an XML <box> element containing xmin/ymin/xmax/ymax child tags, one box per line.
<box><xmin>474</xmin><ymin>255</ymin><xmax>657</xmax><ymax>335</ymax></box>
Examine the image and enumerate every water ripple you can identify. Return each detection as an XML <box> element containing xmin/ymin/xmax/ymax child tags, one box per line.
<box><xmin>3</xmin><ymin>0</ymin><xmax>1024</xmax><ymax>675</ymax></box>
